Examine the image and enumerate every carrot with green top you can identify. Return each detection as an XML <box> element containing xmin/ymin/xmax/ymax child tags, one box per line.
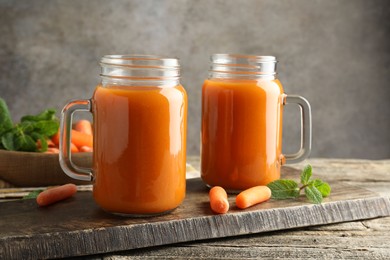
<box><xmin>236</xmin><ymin>186</ymin><xmax>271</xmax><ymax>209</ymax></box>
<box><xmin>209</xmin><ymin>186</ymin><xmax>229</xmax><ymax>214</ymax></box>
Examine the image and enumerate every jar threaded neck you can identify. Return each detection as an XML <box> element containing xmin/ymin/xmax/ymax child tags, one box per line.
<box><xmin>100</xmin><ymin>55</ymin><xmax>180</xmax><ymax>87</ymax></box>
<box><xmin>209</xmin><ymin>54</ymin><xmax>277</xmax><ymax>80</ymax></box>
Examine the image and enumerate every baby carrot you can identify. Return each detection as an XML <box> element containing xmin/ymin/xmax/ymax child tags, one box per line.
<box><xmin>79</xmin><ymin>146</ymin><xmax>93</xmax><ymax>152</ymax></box>
<box><xmin>74</xmin><ymin>120</ymin><xmax>93</xmax><ymax>136</ymax></box>
<box><xmin>51</xmin><ymin>129</ymin><xmax>60</xmax><ymax>146</ymax></box>
<box><xmin>236</xmin><ymin>186</ymin><xmax>272</xmax><ymax>209</ymax></box>
<box><xmin>70</xmin><ymin>143</ymin><xmax>79</xmax><ymax>153</ymax></box>
<box><xmin>37</xmin><ymin>139</ymin><xmax>55</xmax><ymax>150</ymax></box>
<box><xmin>71</xmin><ymin>130</ymin><xmax>93</xmax><ymax>148</ymax></box>
<box><xmin>51</xmin><ymin>129</ymin><xmax>92</xmax><ymax>150</ymax></box>
<box><xmin>209</xmin><ymin>186</ymin><xmax>229</xmax><ymax>214</ymax></box>
<box><xmin>45</xmin><ymin>147</ymin><xmax>60</xmax><ymax>154</ymax></box>
<box><xmin>36</xmin><ymin>183</ymin><xmax>77</xmax><ymax>207</ymax></box>
<box><xmin>47</xmin><ymin>139</ymin><xmax>55</xmax><ymax>147</ymax></box>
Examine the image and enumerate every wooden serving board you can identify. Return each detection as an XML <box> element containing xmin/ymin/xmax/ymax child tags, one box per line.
<box><xmin>1</xmin><ymin>167</ymin><xmax>390</xmax><ymax>259</ymax></box>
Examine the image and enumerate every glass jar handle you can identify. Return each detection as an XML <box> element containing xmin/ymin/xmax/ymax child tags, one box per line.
<box><xmin>59</xmin><ymin>99</ymin><xmax>93</xmax><ymax>181</ymax></box>
<box><xmin>283</xmin><ymin>95</ymin><xmax>312</xmax><ymax>164</ymax></box>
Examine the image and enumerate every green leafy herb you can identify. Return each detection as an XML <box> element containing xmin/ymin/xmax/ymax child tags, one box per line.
<box><xmin>267</xmin><ymin>179</ymin><xmax>300</xmax><ymax>199</ymax></box>
<box><xmin>0</xmin><ymin>98</ymin><xmax>13</xmax><ymax>148</ymax></box>
<box><xmin>312</xmin><ymin>179</ymin><xmax>331</xmax><ymax>197</ymax></box>
<box><xmin>267</xmin><ymin>164</ymin><xmax>331</xmax><ymax>204</ymax></box>
<box><xmin>305</xmin><ymin>185</ymin><xmax>323</xmax><ymax>204</ymax></box>
<box><xmin>21</xmin><ymin>109</ymin><xmax>57</xmax><ymax>122</ymax></box>
<box><xmin>23</xmin><ymin>189</ymin><xmax>44</xmax><ymax>199</ymax></box>
<box><xmin>0</xmin><ymin>98</ymin><xmax>59</xmax><ymax>152</ymax></box>
<box><xmin>300</xmin><ymin>164</ymin><xmax>312</xmax><ymax>185</ymax></box>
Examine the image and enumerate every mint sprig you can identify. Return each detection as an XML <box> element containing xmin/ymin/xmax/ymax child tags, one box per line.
<box><xmin>267</xmin><ymin>164</ymin><xmax>331</xmax><ymax>204</ymax></box>
<box><xmin>0</xmin><ymin>97</ymin><xmax>59</xmax><ymax>152</ymax></box>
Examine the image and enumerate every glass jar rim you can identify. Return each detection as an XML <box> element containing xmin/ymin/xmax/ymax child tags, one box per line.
<box><xmin>211</xmin><ymin>54</ymin><xmax>277</xmax><ymax>64</ymax></box>
<box><xmin>209</xmin><ymin>54</ymin><xmax>278</xmax><ymax>79</ymax></box>
<box><xmin>100</xmin><ymin>55</ymin><xmax>180</xmax><ymax>68</ymax></box>
<box><xmin>99</xmin><ymin>55</ymin><xmax>181</xmax><ymax>87</ymax></box>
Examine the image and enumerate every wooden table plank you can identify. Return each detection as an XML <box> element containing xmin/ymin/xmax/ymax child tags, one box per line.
<box><xmin>1</xmin><ymin>164</ymin><xmax>390</xmax><ymax>259</ymax></box>
<box><xmin>85</xmin><ymin>158</ymin><xmax>390</xmax><ymax>259</ymax></box>
<box><xmin>92</xmin><ymin>215</ymin><xmax>390</xmax><ymax>259</ymax></box>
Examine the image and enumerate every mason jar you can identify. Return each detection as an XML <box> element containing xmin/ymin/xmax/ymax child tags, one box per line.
<box><xmin>201</xmin><ymin>54</ymin><xmax>311</xmax><ymax>192</ymax></box>
<box><xmin>60</xmin><ymin>55</ymin><xmax>188</xmax><ymax>216</ymax></box>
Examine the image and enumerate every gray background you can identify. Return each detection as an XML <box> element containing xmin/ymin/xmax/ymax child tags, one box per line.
<box><xmin>0</xmin><ymin>0</ymin><xmax>389</xmax><ymax>159</ymax></box>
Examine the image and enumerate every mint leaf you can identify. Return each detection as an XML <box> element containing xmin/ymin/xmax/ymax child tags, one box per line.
<box><xmin>0</xmin><ymin>102</ymin><xmax>59</xmax><ymax>152</ymax></box>
<box><xmin>14</xmin><ymin>130</ymin><xmax>37</xmax><ymax>152</ymax></box>
<box><xmin>1</xmin><ymin>126</ymin><xmax>38</xmax><ymax>152</ymax></box>
<box><xmin>19</xmin><ymin>118</ymin><xmax>59</xmax><ymax>139</ymax></box>
<box><xmin>34</xmin><ymin>120</ymin><xmax>59</xmax><ymax>137</ymax></box>
<box><xmin>1</xmin><ymin>131</ymin><xmax>16</xmax><ymax>150</ymax></box>
<box><xmin>300</xmin><ymin>164</ymin><xmax>312</xmax><ymax>185</ymax></box>
<box><xmin>23</xmin><ymin>189</ymin><xmax>43</xmax><ymax>199</ymax></box>
<box><xmin>267</xmin><ymin>179</ymin><xmax>300</xmax><ymax>199</ymax></box>
<box><xmin>312</xmin><ymin>179</ymin><xmax>331</xmax><ymax>197</ymax></box>
<box><xmin>21</xmin><ymin>109</ymin><xmax>57</xmax><ymax>122</ymax></box>
<box><xmin>305</xmin><ymin>185</ymin><xmax>323</xmax><ymax>204</ymax></box>
<box><xmin>0</xmin><ymin>98</ymin><xmax>13</xmax><ymax>138</ymax></box>
<box><xmin>18</xmin><ymin>121</ymin><xmax>35</xmax><ymax>134</ymax></box>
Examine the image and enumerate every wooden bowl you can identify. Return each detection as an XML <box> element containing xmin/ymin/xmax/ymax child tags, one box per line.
<box><xmin>0</xmin><ymin>150</ymin><xmax>92</xmax><ymax>187</ymax></box>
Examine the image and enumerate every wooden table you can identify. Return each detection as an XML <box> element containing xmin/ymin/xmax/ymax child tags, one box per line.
<box><xmin>87</xmin><ymin>157</ymin><xmax>390</xmax><ymax>259</ymax></box>
<box><xmin>1</xmin><ymin>157</ymin><xmax>390</xmax><ymax>259</ymax></box>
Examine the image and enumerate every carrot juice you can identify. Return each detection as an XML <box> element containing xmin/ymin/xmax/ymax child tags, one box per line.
<box><xmin>201</xmin><ymin>78</ymin><xmax>284</xmax><ymax>191</ymax></box>
<box><xmin>59</xmin><ymin>55</ymin><xmax>188</xmax><ymax>216</ymax></box>
<box><xmin>92</xmin><ymin>84</ymin><xmax>187</xmax><ymax>215</ymax></box>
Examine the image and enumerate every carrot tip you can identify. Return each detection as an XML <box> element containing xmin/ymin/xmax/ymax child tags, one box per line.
<box><xmin>209</xmin><ymin>186</ymin><xmax>229</xmax><ymax>214</ymax></box>
<box><xmin>211</xmin><ymin>199</ymin><xmax>229</xmax><ymax>214</ymax></box>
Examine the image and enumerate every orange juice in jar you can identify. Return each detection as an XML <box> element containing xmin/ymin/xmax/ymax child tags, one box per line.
<box><xmin>201</xmin><ymin>54</ymin><xmax>312</xmax><ymax>192</ymax></box>
<box><xmin>60</xmin><ymin>55</ymin><xmax>187</xmax><ymax>216</ymax></box>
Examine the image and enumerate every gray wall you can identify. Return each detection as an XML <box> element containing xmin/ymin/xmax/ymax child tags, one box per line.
<box><xmin>1</xmin><ymin>0</ymin><xmax>389</xmax><ymax>159</ymax></box>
